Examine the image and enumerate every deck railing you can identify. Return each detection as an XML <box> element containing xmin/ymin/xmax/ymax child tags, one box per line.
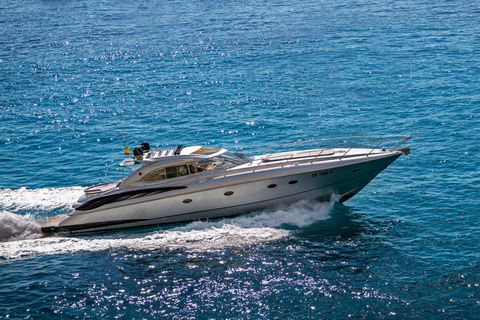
<box><xmin>235</xmin><ymin>135</ymin><xmax>416</xmax><ymax>173</ymax></box>
<box><xmin>242</xmin><ymin>135</ymin><xmax>415</xmax><ymax>156</ymax></box>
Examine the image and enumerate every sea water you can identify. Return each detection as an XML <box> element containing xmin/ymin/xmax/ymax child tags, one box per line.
<box><xmin>1</xmin><ymin>0</ymin><xmax>479</xmax><ymax>318</ymax></box>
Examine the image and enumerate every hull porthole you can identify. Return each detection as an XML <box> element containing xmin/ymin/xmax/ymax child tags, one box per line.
<box><xmin>183</xmin><ymin>199</ymin><xmax>193</xmax><ymax>203</ymax></box>
<box><xmin>288</xmin><ymin>180</ymin><xmax>298</xmax><ymax>185</ymax></box>
<box><xmin>268</xmin><ymin>184</ymin><xmax>277</xmax><ymax>188</ymax></box>
<box><xmin>224</xmin><ymin>191</ymin><xmax>234</xmax><ymax>196</ymax></box>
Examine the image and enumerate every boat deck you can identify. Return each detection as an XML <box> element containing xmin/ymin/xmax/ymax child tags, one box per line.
<box><xmin>42</xmin><ymin>214</ymin><xmax>67</xmax><ymax>228</ymax></box>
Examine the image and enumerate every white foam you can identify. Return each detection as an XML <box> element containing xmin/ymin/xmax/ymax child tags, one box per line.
<box><xmin>0</xmin><ymin>225</ymin><xmax>289</xmax><ymax>259</ymax></box>
<box><xmin>228</xmin><ymin>197</ymin><xmax>337</xmax><ymax>229</ymax></box>
<box><xmin>0</xmin><ymin>187</ymin><xmax>84</xmax><ymax>212</ymax></box>
<box><xmin>0</xmin><ymin>211</ymin><xmax>44</xmax><ymax>242</ymax></box>
<box><xmin>0</xmin><ymin>198</ymin><xmax>336</xmax><ymax>259</ymax></box>
<box><xmin>0</xmin><ymin>187</ymin><xmax>84</xmax><ymax>244</ymax></box>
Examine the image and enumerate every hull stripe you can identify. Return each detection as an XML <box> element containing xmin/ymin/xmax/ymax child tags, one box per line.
<box><xmin>76</xmin><ymin>186</ymin><xmax>187</xmax><ymax>211</ymax></box>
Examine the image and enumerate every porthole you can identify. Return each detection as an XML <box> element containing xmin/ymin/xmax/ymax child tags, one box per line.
<box><xmin>224</xmin><ymin>191</ymin><xmax>234</xmax><ymax>196</ymax></box>
<box><xmin>267</xmin><ymin>184</ymin><xmax>277</xmax><ymax>189</ymax></box>
<box><xmin>183</xmin><ymin>199</ymin><xmax>192</xmax><ymax>203</ymax></box>
<box><xmin>353</xmin><ymin>168</ymin><xmax>361</xmax><ymax>172</ymax></box>
<box><xmin>288</xmin><ymin>180</ymin><xmax>298</xmax><ymax>185</ymax></box>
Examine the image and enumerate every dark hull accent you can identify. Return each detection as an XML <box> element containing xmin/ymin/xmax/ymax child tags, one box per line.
<box><xmin>41</xmin><ymin>215</ymin><xmax>245</xmax><ymax>235</ymax></box>
<box><xmin>339</xmin><ymin>193</ymin><xmax>357</xmax><ymax>203</ymax></box>
<box><xmin>76</xmin><ymin>186</ymin><xmax>188</xmax><ymax>211</ymax></box>
<box><xmin>41</xmin><ymin>218</ymin><xmax>148</xmax><ymax>234</ymax></box>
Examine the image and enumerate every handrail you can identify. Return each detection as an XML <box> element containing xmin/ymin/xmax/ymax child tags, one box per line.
<box><xmin>221</xmin><ymin>135</ymin><xmax>416</xmax><ymax>178</ymax></box>
<box><xmin>240</xmin><ymin>135</ymin><xmax>415</xmax><ymax>158</ymax></box>
<box><xmin>392</xmin><ymin>135</ymin><xmax>419</xmax><ymax>150</ymax></box>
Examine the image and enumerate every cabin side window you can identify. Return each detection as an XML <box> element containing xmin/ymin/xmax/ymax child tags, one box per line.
<box><xmin>140</xmin><ymin>163</ymin><xmax>204</xmax><ymax>182</ymax></box>
<box><xmin>141</xmin><ymin>168</ymin><xmax>167</xmax><ymax>182</ymax></box>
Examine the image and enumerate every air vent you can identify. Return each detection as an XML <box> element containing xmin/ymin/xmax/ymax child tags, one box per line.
<box><xmin>183</xmin><ymin>199</ymin><xmax>192</xmax><ymax>203</ymax></box>
<box><xmin>288</xmin><ymin>180</ymin><xmax>298</xmax><ymax>185</ymax></box>
<box><xmin>224</xmin><ymin>191</ymin><xmax>234</xmax><ymax>196</ymax></box>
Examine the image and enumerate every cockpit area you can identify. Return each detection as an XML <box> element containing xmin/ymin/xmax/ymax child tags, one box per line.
<box><xmin>119</xmin><ymin>144</ymin><xmax>253</xmax><ymax>187</ymax></box>
<box><xmin>139</xmin><ymin>151</ymin><xmax>252</xmax><ymax>183</ymax></box>
<box><xmin>140</xmin><ymin>163</ymin><xmax>204</xmax><ymax>183</ymax></box>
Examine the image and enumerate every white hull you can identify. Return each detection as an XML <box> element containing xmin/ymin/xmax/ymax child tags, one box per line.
<box><xmin>42</xmin><ymin>150</ymin><xmax>403</xmax><ymax>234</ymax></box>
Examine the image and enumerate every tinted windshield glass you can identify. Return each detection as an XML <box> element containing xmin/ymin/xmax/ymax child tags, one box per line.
<box><xmin>139</xmin><ymin>152</ymin><xmax>250</xmax><ymax>183</ymax></box>
<box><xmin>196</xmin><ymin>152</ymin><xmax>251</xmax><ymax>171</ymax></box>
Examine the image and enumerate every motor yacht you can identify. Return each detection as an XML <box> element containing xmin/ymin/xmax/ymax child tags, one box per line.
<box><xmin>41</xmin><ymin>135</ymin><xmax>414</xmax><ymax>234</ymax></box>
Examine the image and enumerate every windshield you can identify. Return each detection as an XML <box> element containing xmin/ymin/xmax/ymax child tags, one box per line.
<box><xmin>196</xmin><ymin>152</ymin><xmax>252</xmax><ymax>171</ymax></box>
<box><xmin>138</xmin><ymin>152</ymin><xmax>252</xmax><ymax>183</ymax></box>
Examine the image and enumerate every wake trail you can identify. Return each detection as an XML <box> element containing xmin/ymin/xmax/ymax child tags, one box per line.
<box><xmin>0</xmin><ymin>186</ymin><xmax>84</xmax><ymax>212</ymax></box>
<box><xmin>0</xmin><ymin>186</ymin><xmax>84</xmax><ymax>243</ymax></box>
<box><xmin>0</xmin><ymin>197</ymin><xmax>338</xmax><ymax>259</ymax></box>
<box><xmin>0</xmin><ymin>211</ymin><xmax>43</xmax><ymax>242</ymax></box>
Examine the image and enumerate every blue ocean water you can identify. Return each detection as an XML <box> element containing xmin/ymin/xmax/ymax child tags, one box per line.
<box><xmin>1</xmin><ymin>0</ymin><xmax>479</xmax><ymax>318</ymax></box>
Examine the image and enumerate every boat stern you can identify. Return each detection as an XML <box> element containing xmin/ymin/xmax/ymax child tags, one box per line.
<box><xmin>41</xmin><ymin>214</ymin><xmax>68</xmax><ymax>234</ymax></box>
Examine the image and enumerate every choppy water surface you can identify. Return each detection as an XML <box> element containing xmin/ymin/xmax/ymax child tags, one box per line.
<box><xmin>1</xmin><ymin>0</ymin><xmax>479</xmax><ymax>318</ymax></box>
